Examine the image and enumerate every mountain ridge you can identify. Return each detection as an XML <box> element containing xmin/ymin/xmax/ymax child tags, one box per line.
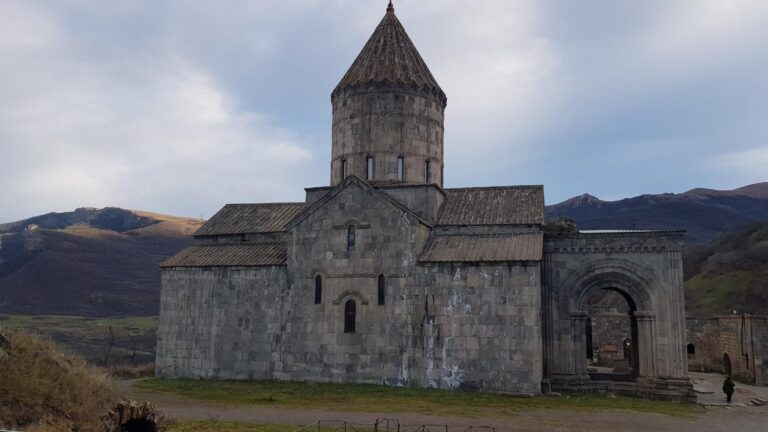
<box><xmin>546</xmin><ymin>182</ymin><xmax>768</xmax><ymax>243</ymax></box>
<box><xmin>0</xmin><ymin>208</ymin><xmax>203</xmax><ymax>317</ymax></box>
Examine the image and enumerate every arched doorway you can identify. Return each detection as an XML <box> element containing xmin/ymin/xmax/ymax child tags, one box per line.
<box><xmin>723</xmin><ymin>353</ymin><xmax>732</xmax><ymax>376</ymax></box>
<box><xmin>583</xmin><ymin>287</ymin><xmax>639</xmax><ymax>381</ymax></box>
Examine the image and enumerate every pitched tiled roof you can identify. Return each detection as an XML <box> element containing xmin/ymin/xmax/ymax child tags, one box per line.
<box><xmin>437</xmin><ymin>186</ymin><xmax>544</xmax><ymax>226</ymax></box>
<box><xmin>195</xmin><ymin>203</ymin><xmax>305</xmax><ymax>237</ymax></box>
<box><xmin>419</xmin><ymin>232</ymin><xmax>543</xmax><ymax>263</ymax></box>
<box><xmin>161</xmin><ymin>243</ymin><xmax>286</xmax><ymax>268</ymax></box>
<box><xmin>332</xmin><ymin>4</ymin><xmax>445</xmax><ymax>103</ymax></box>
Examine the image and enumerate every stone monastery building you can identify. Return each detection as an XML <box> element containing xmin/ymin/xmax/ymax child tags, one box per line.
<box><xmin>158</xmin><ymin>2</ymin><xmax>694</xmax><ymax>400</ymax></box>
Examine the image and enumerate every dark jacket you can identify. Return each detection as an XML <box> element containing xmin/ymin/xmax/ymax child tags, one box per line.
<box><xmin>723</xmin><ymin>378</ymin><xmax>735</xmax><ymax>394</ymax></box>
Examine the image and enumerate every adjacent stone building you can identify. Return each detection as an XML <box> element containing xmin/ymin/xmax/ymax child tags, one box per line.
<box><xmin>157</xmin><ymin>3</ymin><xmax>693</xmax><ymax>400</ymax></box>
<box><xmin>687</xmin><ymin>315</ymin><xmax>768</xmax><ymax>385</ymax></box>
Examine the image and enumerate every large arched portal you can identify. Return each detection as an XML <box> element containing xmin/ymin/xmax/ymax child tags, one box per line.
<box><xmin>583</xmin><ymin>287</ymin><xmax>639</xmax><ymax>381</ymax></box>
<box><xmin>542</xmin><ymin>232</ymin><xmax>694</xmax><ymax>401</ymax></box>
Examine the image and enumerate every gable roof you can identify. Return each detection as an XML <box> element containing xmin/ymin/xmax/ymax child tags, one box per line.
<box><xmin>437</xmin><ymin>186</ymin><xmax>544</xmax><ymax>226</ymax></box>
<box><xmin>195</xmin><ymin>203</ymin><xmax>305</xmax><ymax>237</ymax></box>
<box><xmin>286</xmin><ymin>175</ymin><xmax>430</xmax><ymax>230</ymax></box>
<box><xmin>161</xmin><ymin>243</ymin><xmax>286</xmax><ymax>268</ymax></box>
<box><xmin>332</xmin><ymin>4</ymin><xmax>445</xmax><ymax>103</ymax></box>
<box><xmin>419</xmin><ymin>232</ymin><xmax>543</xmax><ymax>263</ymax></box>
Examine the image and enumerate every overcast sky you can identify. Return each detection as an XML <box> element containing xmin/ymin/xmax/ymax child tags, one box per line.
<box><xmin>1</xmin><ymin>0</ymin><xmax>767</xmax><ymax>222</ymax></box>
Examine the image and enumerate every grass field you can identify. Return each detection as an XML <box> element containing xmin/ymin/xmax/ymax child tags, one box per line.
<box><xmin>137</xmin><ymin>378</ymin><xmax>700</xmax><ymax>417</ymax></box>
<box><xmin>169</xmin><ymin>421</ymin><xmax>296</xmax><ymax>432</ymax></box>
<box><xmin>0</xmin><ymin>314</ymin><xmax>158</xmax><ymax>366</ymax></box>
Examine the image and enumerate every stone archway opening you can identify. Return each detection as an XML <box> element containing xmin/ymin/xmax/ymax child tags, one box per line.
<box><xmin>583</xmin><ymin>287</ymin><xmax>639</xmax><ymax>382</ymax></box>
<box><xmin>723</xmin><ymin>353</ymin><xmax>732</xmax><ymax>376</ymax></box>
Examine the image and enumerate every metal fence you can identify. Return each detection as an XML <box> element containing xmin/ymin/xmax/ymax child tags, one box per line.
<box><xmin>294</xmin><ymin>419</ymin><xmax>495</xmax><ymax>432</ymax></box>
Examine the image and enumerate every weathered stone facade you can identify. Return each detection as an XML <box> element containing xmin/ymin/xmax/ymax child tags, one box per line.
<box><xmin>687</xmin><ymin>315</ymin><xmax>768</xmax><ymax>385</ymax></box>
<box><xmin>156</xmin><ymin>4</ymin><xmax>692</xmax><ymax>400</ymax></box>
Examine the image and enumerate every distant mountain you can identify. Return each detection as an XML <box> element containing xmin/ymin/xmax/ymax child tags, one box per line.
<box><xmin>0</xmin><ymin>208</ymin><xmax>203</xmax><ymax>317</ymax></box>
<box><xmin>683</xmin><ymin>221</ymin><xmax>768</xmax><ymax>317</ymax></box>
<box><xmin>546</xmin><ymin>182</ymin><xmax>768</xmax><ymax>243</ymax></box>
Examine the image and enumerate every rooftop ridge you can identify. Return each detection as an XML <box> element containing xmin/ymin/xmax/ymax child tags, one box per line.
<box><xmin>222</xmin><ymin>202</ymin><xmax>305</xmax><ymax>207</ymax></box>
<box><xmin>445</xmin><ymin>185</ymin><xmax>544</xmax><ymax>191</ymax></box>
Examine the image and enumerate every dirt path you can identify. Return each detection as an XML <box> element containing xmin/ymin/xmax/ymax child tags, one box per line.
<box><xmin>124</xmin><ymin>378</ymin><xmax>768</xmax><ymax>432</ymax></box>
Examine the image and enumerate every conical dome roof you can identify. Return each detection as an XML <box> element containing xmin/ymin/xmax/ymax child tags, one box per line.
<box><xmin>332</xmin><ymin>3</ymin><xmax>446</xmax><ymax>104</ymax></box>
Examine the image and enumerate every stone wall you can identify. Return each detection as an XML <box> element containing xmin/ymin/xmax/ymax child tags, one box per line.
<box><xmin>331</xmin><ymin>87</ymin><xmax>445</xmax><ymax>186</ymax></box>
<box><xmin>408</xmin><ymin>263</ymin><xmax>542</xmax><ymax>394</ymax></box>
<box><xmin>156</xmin><ymin>266</ymin><xmax>287</xmax><ymax>379</ymax></box>
<box><xmin>686</xmin><ymin>318</ymin><xmax>723</xmax><ymax>373</ymax></box>
<box><xmin>686</xmin><ymin>316</ymin><xmax>768</xmax><ymax>384</ymax></box>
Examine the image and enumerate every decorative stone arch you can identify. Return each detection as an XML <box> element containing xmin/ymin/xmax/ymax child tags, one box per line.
<box><xmin>565</xmin><ymin>259</ymin><xmax>660</xmax><ymax>380</ymax></box>
<box><xmin>543</xmin><ymin>232</ymin><xmax>693</xmax><ymax>400</ymax></box>
<box><xmin>567</xmin><ymin>258</ymin><xmax>658</xmax><ymax>313</ymax></box>
<box><xmin>332</xmin><ymin>290</ymin><xmax>370</xmax><ymax>306</ymax></box>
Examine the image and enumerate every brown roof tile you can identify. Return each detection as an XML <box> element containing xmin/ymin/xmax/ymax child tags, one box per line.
<box><xmin>195</xmin><ymin>203</ymin><xmax>305</xmax><ymax>237</ymax></box>
<box><xmin>419</xmin><ymin>232</ymin><xmax>543</xmax><ymax>263</ymax></box>
<box><xmin>161</xmin><ymin>243</ymin><xmax>287</xmax><ymax>268</ymax></box>
<box><xmin>437</xmin><ymin>186</ymin><xmax>544</xmax><ymax>226</ymax></box>
<box><xmin>332</xmin><ymin>5</ymin><xmax>445</xmax><ymax>102</ymax></box>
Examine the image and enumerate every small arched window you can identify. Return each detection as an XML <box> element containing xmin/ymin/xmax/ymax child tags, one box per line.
<box><xmin>366</xmin><ymin>156</ymin><xmax>374</xmax><ymax>180</ymax></box>
<box><xmin>397</xmin><ymin>157</ymin><xmax>404</xmax><ymax>181</ymax></box>
<box><xmin>424</xmin><ymin>159</ymin><xmax>431</xmax><ymax>183</ymax></box>
<box><xmin>344</xmin><ymin>300</ymin><xmax>356</xmax><ymax>334</ymax></box>
<box><xmin>314</xmin><ymin>275</ymin><xmax>322</xmax><ymax>304</ymax></box>
<box><xmin>340</xmin><ymin>159</ymin><xmax>347</xmax><ymax>180</ymax></box>
<box><xmin>347</xmin><ymin>225</ymin><xmax>356</xmax><ymax>252</ymax></box>
<box><xmin>378</xmin><ymin>274</ymin><xmax>386</xmax><ymax>306</ymax></box>
<box><xmin>687</xmin><ymin>343</ymin><xmax>696</xmax><ymax>360</ymax></box>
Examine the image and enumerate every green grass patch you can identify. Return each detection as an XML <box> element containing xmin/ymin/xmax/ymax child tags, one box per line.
<box><xmin>168</xmin><ymin>421</ymin><xmax>296</xmax><ymax>432</ymax></box>
<box><xmin>685</xmin><ymin>271</ymin><xmax>760</xmax><ymax>317</ymax></box>
<box><xmin>137</xmin><ymin>379</ymin><xmax>700</xmax><ymax>418</ymax></box>
<box><xmin>0</xmin><ymin>314</ymin><xmax>158</xmax><ymax>365</ymax></box>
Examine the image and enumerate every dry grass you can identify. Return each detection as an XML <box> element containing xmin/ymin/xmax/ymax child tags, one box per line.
<box><xmin>0</xmin><ymin>329</ymin><xmax>120</xmax><ymax>432</ymax></box>
<box><xmin>167</xmin><ymin>421</ymin><xmax>295</xmax><ymax>432</ymax></box>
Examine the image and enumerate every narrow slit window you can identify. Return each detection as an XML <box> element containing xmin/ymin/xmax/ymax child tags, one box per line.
<box><xmin>378</xmin><ymin>274</ymin><xmax>386</xmax><ymax>306</ymax></box>
<box><xmin>314</xmin><ymin>275</ymin><xmax>322</xmax><ymax>304</ymax></box>
<box><xmin>347</xmin><ymin>225</ymin><xmax>356</xmax><ymax>252</ymax></box>
<box><xmin>366</xmin><ymin>156</ymin><xmax>374</xmax><ymax>180</ymax></box>
<box><xmin>397</xmin><ymin>157</ymin><xmax>404</xmax><ymax>181</ymax></box>
<box><xmin>341</xmin><ymin>159</ymin><xmax>347</xmax><ymax>180</ymax></box>
<box><xmin>344</xmin><ymin>300</ymin><xmax>356</xmax><ymax>333</ymax></box>
<box><xmin>424</xmin><ymin>160</ymin><xmax>431</xmax><ymax>183</ymax></box>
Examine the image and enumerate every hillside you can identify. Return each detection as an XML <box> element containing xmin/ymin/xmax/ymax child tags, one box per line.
<box><xmin>546</xmin><ymin>182</ymin><xmax>768</xmax><ymax>243</ymax></box>
<box><xmin>683</xmin><ymin>221</ymin><xmax>768</xmax><ymax>318</ymax></box>
<box><xmin>0</xmin><ymin>208</ymin><xmax>202</xmax><ymax>317</ymax></box>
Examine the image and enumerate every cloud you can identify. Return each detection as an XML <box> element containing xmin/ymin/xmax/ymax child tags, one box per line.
<box><xmin>707</xmin><ymin>147</ymin><xmax>768</xmax><ymax>176</ymax></box>
<box><xmin>1</xmin><ymin>0</ymin><xmax>767</xmax><ymax>219</ymax></box>
<box><xmin>0</xmin><ymin>1</ymin><xmax>313</xmax><ymax>221</ymax></box>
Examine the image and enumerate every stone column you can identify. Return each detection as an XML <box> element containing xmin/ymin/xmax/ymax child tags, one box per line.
<box><xmin>634</xmin><ymin>311</ymin><xmax>657</xmax><ymax>378</ymax></box>
<box><xmin>570</xmin><ymin>311</ymin><xmax>589</xmax><ymax>377</ymax></box>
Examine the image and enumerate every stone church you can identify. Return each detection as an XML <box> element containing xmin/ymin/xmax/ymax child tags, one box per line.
<box><xmin>158</xmin><ymin>3</ymin><xmax>693</xmax><ymax>400</ymax></box>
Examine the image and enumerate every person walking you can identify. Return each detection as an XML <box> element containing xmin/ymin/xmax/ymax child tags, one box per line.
<box><xmin>723</xmin><ymin>376</ymin><xmax>735</xmax><ymax>403</ymax></box>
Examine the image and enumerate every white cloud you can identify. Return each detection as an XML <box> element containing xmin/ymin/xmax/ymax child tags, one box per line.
<box><xmin>0</xmin><ymin>1</ymin><xmax>313</xmax><ymax>221</ymax></box>
<box><xmin>708</xmin><ymin>147</ymin><xmax>768</xmax><ymax>173</ymax></box>
<box><xmin>1</xmin><ymin>0</ymin><xmax>767</xmax><ymax>220</ymax></box>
